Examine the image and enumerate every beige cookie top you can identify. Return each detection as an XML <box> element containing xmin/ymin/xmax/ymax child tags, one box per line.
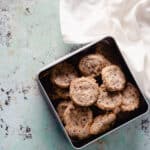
<box><xmin>90</xmin><ymin>113</ymin><xmax>116</xmax><ymax>135</ymax></box>
<box><xmin>50</xmin><ymin>62</ymin><xmax>78</xmax><ymax>88</ymax></box>
<box><xmin>70</xmin><ymin>77</ymin><xmax>99</xmax><ymax>106</ymax></box>
<box><xmin>121</xmin><ymin>83</ymin><xmax>140</xmax><ymax>112</ymax></box>
<box><xmin>64</xmin><ymin>103</ymin><xmax>93</xmax><ymax>139</ymax></box>
<box><xmin>96</xmin><ymin>85</ymin><xmax>122</xmax><ymax>111</ymax></box>
<box><xmin>79</xmin><ymin>54</ymin><xmax>111</xmax><ymax>77</ymax></box>
<box><xmin>102</xmin><ymin>65</ymin><xmax>126</xmax><ymax>91</ymax></box>
<box><xmin>57</xmin><ymin>100</ymin><xmax>71</xmax><ymax>123</ymax></box>
<box><xmin>64</xmin><ymin>103</ymin><xmax>93</xmax><ymax>127</ymax></box>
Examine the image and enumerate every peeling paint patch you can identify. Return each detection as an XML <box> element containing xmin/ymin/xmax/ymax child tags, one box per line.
<box><xmin>0</xmin><ymin>118</ymin><xmax>33</xmax><ymax>140</ymax></box>
<box><xmin>141</xmin><ymin>118</ymin><xmax>150</xmax><ymax>135</ymax></box>
<box><xmin>0</xmin><ymin>83</ymin><xmax>37</xmax><ymax>110</ymax></box>
<box><xmin>0</xmin><ymin>9</ymin><xmax>12</xmax><ymax>47</ymax></box>
<box><xmin>0</xmin><ymin>87</ymin><xmax>14</xmax><ymax>107</ymax></box>
<box><xmin>0</xmin><ymin>118</ymin><xmax>9</xmax><ymax>137</ymax></box>
<box><xmin>18</xmin><ymin>125</ymin><xmax>32</xmax><ymax>140</ymax></box>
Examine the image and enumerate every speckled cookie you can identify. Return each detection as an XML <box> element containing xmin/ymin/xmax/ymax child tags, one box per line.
<box><xmin>70</xmin><ymin>77</ymin><xmax>99</xmax><ymax>106</ymax></box>
<box><xmin>102</xmin><ymin>65</ymin><xmax>126</xmax><ymax>91</ymax></box>
<box><xmin>79</xmin><ymin>54</ymin><xmax>111</xmax><ymax>77</ymax></box>
<box><xmin>57</xmin><ymin>100</ymin><xmax>71</xmax><ymax>123</ymax></box>
<box><xmin>53</xmin><ymin>85</ymin><xmax>69</xmax><ymax>99</ymax></box>
<box><xmin>90</xmin><ymin>113</ymin><xmax>116</xmax><ymax>135</ymax></box>
<box><xmin>121</xmin><ymin>83</ymin><xmax>140</xmax><ymax>112</ymax></box>
<box><xmin>64</xmin><ymin>103</ymin><xmax>93</xmax><ymax>139</ymax></box>
<box><xmin>50</xmin><ymin>62</ymin><xmax>78</xmax><ymax>88</ymax></box>
<box><xmin>64</xmin><ymin>103</ymin><xmax>93</xmax><ymax>126</ymax></box>
<box><xmin>96</xmin><ymin>85</ymin><xmax>122</xmax><ymax>111</ymax></box>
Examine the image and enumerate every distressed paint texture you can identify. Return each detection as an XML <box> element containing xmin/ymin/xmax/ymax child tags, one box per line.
<box><xmin>0</xmin><ymin>0</ymin><xmax>150</xmax><ymax>150</ymax></box>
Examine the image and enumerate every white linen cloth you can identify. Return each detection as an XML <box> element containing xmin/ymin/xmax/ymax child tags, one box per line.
<box><xmin>60</xmin><ymin>0</ymin><xmax>150</xmax><ymax>99</ymax></box>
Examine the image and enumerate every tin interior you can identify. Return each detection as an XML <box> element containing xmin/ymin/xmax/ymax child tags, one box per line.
<box><xmin>38</xmin><ymin>37</ymin><xmax>148</xmax><ymax>149</ymax></box>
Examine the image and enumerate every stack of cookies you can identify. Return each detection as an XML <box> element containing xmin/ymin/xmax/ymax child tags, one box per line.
<box><xmin>49</xmin><ymin>44</ymin><xmax>140</xmax><ymax>140</ymax></box>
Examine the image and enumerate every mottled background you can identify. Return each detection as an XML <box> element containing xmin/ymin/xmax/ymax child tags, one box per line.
<box><xmin>0</xmin><ymin>0</ymin><xmax>150</xmax><ymax>150</ymax></box>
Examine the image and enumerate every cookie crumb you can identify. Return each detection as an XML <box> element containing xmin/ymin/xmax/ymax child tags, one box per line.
<box><xmin>24</xmin><ymin>96</ymin><xmax>28</xmax><ymax>100</ymax></box>
<box><xmin>26</xmin><ymin>126</ymin><xmax>31</xmax><ymax>133</ymax></box>
<box><xmin>7</xmin><ymin>31</ymin><xmax>11</xmax><ymax>38</ymax></box>
<box><xmin>25</xmin><ymin>8</ymin><xmax>31</xmax><ymax>15</ymax></box>
<box><xmin>5</xmin><ymin>100</ymin><xmax>9</xmax><ymax>105</ymax></box>
<box><xmin>1</xmin><ymin>88</ymin><xmax>5</xmax><ymax>92</ymax></box>
<box><xmin>19</xmin><ymin>125</ymin><xmax>32</xmax><ymax>140</ymax></box>
<box><xmin>20</xmin><ymin>125</ymin><xmax>23</xmax><ymax>130</ymax></box>
<box><xmin>5</xmin><ymin>125</ymin><xmax>8</xmax><ymax>132</ymax></box>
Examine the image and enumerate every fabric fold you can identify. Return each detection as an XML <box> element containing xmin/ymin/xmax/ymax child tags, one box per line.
<box><xmin>60</xmin><ymin>0</ymin><xmax>150</xmax><ymax>99</ymax></box>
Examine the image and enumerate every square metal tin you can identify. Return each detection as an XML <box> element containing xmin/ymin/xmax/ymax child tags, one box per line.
<box><xmin>37</xmin><ymin>37</ymin><xmax>149</xmax><ymax>149</ymax></box>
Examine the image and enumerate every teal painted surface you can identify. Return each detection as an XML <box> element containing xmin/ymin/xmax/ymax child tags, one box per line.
<box><xmin>0</xmin><ymin>0</ymin><xmax>149</xmax><ymax>150</ymax></box>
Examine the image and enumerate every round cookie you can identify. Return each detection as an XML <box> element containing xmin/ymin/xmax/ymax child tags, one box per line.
<box><xmin>53</xmin><ymin>85</ymin><xmax>69</xmax><ymax>99</ymax></box>
<box><xmin>50</xmin><ymin>62</ymin><xmax>78</xmax><ymax>88</ymax></box>
<box><xmin>102</xmin><ymin>65</ymin><xmax>126</xmax><ymax>91</ymax></box>
<box><xmin>70</xmin><ymin>77</ymin><xmax>99</xmax><ymax>106</ymax></box>
<box><xmin>79</xmin><ymin>54</ymin><xmax>111</xmax><ymax>77</ymax></box>
<box><xmin>64</xmin><ymin>103</ymin><xmax>93</xmax><ymax>139</ymax></box>
<box><xmin>90</xmin><ymin>113</ymin><xmax>116</xmax><ymax>135</ymax></box>
<box><xmin>57</xmin><ymin>100</ymin><xmax>71</xmax><ymax>123</ymax></box>
<box><xmin>96</xmin><ymin>85</ymin><xmax>122</xmax><ymax>111</ymax></box>
<box><xmin>121</xmin><ymin>83</ymin><xmax>140</xmax><ymax>112</ymax></box>
<box><xmin>64</xmin><ymin>103</ymin><xmax>93</xmax><ymax>126</ymax></box>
